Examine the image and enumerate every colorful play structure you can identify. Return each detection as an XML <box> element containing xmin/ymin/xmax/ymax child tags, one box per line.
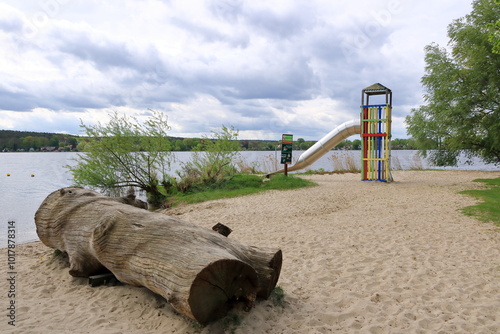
<box><xmin>269</xmin><ymin>83</ymin><xmax>393</xmax><ymax>182</ymax></box>
<box><xmin>360</xmin><ymin>83</ymin><xmax>393</xmax><ymax>182</ymax></box>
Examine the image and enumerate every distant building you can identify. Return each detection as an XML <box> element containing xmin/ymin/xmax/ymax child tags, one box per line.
<box><xmin>41</xmin><ymin>146</ymin><xmax>58</xmax><ymax>152</ymax></box>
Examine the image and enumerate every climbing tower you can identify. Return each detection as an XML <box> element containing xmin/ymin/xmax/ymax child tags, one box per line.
<box><xmin>361</xmin><ymin>83</ymin><xmax>393</xmax><ymax>182</ymax></box>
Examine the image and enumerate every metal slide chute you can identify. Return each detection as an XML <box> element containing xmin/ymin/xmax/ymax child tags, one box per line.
<box><xmin>268</xmin><ymin>119</ymin><xmax>361</xmax><ymax>175</ymax></box>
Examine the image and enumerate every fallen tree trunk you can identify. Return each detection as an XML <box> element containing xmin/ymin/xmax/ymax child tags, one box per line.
<box><xmin>35</xmin><ymin>187</ymin><xmax>282</xmax><ymax>325</ymax></box>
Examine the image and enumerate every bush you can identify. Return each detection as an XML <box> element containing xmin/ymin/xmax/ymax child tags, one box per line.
<box><xmin>68</xmin><ymin>110</ymin><xmax>173</xmax><ymax>209</ymax></box>
<box><xmin>175</xmin><ymin>126</ymin><xmax>240</xmax><ymax>192</ymax></box>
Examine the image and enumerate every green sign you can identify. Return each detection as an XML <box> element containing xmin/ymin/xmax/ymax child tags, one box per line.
<box><xmin>281</xmin><ymin>134</ymin><xmax>293</xmax><ymax>164</ymax></box>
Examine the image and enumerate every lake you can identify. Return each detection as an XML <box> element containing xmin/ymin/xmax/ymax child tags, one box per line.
<box><xmin>0</xmin><ymin>150</ymin><xmax>498</xmax><ymax>246</ymax></box>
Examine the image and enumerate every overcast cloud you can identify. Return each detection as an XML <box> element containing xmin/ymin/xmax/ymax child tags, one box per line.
<box><xmin>0</xmin><ymin>0</ymin><xmax>473</xmax><ymax>140</ymax></box>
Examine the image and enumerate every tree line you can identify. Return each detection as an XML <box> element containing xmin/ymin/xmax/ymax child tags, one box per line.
<box><xmin>0</xmin><ymin>129</ymin><xmax>418</xmax><ymax>153</ymax></box>
<box><xmin>0</xmin><ymin>130</ymin><xmax>79</xmax><ymax>152</ymax></box>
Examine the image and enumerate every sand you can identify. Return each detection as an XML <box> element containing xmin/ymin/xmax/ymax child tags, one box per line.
<box><xmin>1</xmin><ymin>170</ymin><xmax>499</xmax><ymax>333</ymax></box>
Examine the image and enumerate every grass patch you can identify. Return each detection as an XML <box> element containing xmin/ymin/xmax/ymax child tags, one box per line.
<box><xmin>460</xmin><ymin>177</ymin><xmax>500</xmax><ymax>227</ymax></box>
<box><xmin>270</xmin><ymin>286</ymin><xmax>285</xmax><ymax>307</ymax></box>
<box><xmin>169</xmin><ymin>173</ymin><xmax>316</xmax><ymax>206</ymax></box>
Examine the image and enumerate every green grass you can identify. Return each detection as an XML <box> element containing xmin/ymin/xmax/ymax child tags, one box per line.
<box><xmin>460</xmin><ymin>177</ymin><xmax>500</xmax><ymax>227</ymax></box>
<box><xmin>169</xmin><ymin>173</ymin><xmax>316</xmax><ymax>206</ymax></box>
<box><xmin>270</xmin><ymin>286</ymin><xmax>285</xmax><ymax>307</ymax></box>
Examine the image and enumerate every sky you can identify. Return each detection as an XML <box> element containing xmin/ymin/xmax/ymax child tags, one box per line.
<box><xmin>0</xmin><ymin>0</ymin><xmax>474</xmax><ymax>140</ymax></box>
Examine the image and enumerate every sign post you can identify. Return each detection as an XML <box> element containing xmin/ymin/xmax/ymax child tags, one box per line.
<box><xmin>280</xmin><ymin>134</ymin><xmax>293</xmax><ymax>176</ymax></box>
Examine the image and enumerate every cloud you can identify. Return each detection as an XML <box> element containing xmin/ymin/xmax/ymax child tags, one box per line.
<box><xmin>208</xmin><ymin>0</ymin><xmax>244</xmax><ymax>23</ymax></box>
<box><xmin>0</xmin><ymin>4</ymin><xmax>24</xmax><ymax>33</ymax></box>
<box><xmin>0</xmin><ymin>0</ymin><xmax>475</xmax><ymax>140</ymax></box>
<box><xmin>170</xmin><ymin>16</ymin><xmax>250</xmax><ymax>48</ymax></box>
<box><xmin>0</xmin><ymin>85</ymin><xmax>38</xmax><ymax>111</ymax></box>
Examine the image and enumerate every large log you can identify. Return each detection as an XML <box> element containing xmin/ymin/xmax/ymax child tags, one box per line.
<box><xmin>34</xmin><ymin>187</ymin><xmax>282</xmax><ymax>324</ymax></box>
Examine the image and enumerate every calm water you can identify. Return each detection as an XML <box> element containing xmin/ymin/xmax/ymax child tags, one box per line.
<box><xmin>0</xmin><ymin>151</ymin><xmax>497</xmax><ymax>246</ymax></box>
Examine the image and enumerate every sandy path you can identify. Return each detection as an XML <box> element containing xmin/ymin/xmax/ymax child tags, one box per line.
<box><xmin>1</xmin><ymin>170</ymin><xmax>499</xmax><ymax>333</ymax></box>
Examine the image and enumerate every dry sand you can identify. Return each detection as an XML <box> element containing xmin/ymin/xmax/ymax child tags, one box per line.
<box><xmin>1</xmin><ymin>170</ymin><xmax>499</xmax><ymax>333</ymax></box>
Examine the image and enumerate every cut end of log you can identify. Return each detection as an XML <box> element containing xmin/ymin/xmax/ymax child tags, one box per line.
<box><xmin>257</xmin><ymin>249</ymin><xmax>283</xmax><ymax>299</ymax></box>
<box><xmin>189</xmin><ymin>259</ymin><xmax>258</xmax><ymax>325</ymax></box>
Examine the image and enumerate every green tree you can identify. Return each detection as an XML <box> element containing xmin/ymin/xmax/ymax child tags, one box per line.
<box><xmin>67</xmin><ymin>110</ymin><xmax>173</xmax><ymax>208</ymax></box>
<box><xmin>299</xmin><ymin>141</ymin><xmax>310</xmax><ymax>150</ymax></box>
<box><xmin>265</xmin><ymin>141</ymin><xmax>279</xmax><ymax>150</ymax></box>
<box><xmin>489</xmin><ymin>0</ymin><xmax>500</xmax><ymax>53</ymax></box>
<box><xmin>351</xmin><ymin>139</ymin><xmax>362</xmax><ymax>150</ymax></box>
<box><xmin>7</xmin><ymin>138</ymin><xmax>20</xmax><ymax>151</ymax></box>
<box><xmin>21</xmin><ymin>136</ymin><xmax>36</xmax><ymax>150</ymax></box>
<box><xmin>406</xmin><ymin>0</ymin><xmax>500</xmax><ymax>165</ymax></box>
<box><xmin>172</xmin><ymin>139</ymin><xmax>187</xmax><ymax>151</ymax></box>
<box><xmin>67</xmin><ymin>137</ymin><xmax>78</xmax><ymax>149</ymax></box>
<box><xmin>34</xmin><ymin>137</ymin><xmax>49</xmax><ymax>149</ymax></box>
<box><xmin>179</xmin><ymin>126</ymin><xmax>240</xmax><ymax>186</ymax></box>
<box><xmin>182</xmin><ymin>137</ymin><xmax>196</xmax><ymax>150</ymax></box>
<box><xmin>49</xmin><ymin>136</ymin><xmax>59</xmax><ymax>147</ymax></box>
<box><xmin>490</xmin><ymin>19</ymin><xmax>500</xmax><ymax>53</ymax></box>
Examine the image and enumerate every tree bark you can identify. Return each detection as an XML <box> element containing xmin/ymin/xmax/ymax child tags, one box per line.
<box><xmin>35</xmin><ymin>187</ymin><xmax>282</xmax><ymax>324</ymax></box>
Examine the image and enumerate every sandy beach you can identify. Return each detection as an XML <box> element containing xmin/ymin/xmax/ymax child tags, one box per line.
<box><xmin>1</xmin><ymin>170</ymin><xmax>499</xmax><ymax>334</ymax></box>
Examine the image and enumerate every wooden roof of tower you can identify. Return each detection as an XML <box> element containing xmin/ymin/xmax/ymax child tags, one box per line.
<box><xmin>362</xmin><ymin>83</ymin><xmax>391</xmax><ymax>95</ymax></box>
<box><xmin>361</xmin><ymin>83</ymin><xmax>392</xmax><ymax>106</ymax></box>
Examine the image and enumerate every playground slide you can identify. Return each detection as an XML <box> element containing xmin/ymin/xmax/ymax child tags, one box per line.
<box><xmin>269</xmin><ymin>119</ymin><xmax>361</xmax><ymax>175</ymax></box>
